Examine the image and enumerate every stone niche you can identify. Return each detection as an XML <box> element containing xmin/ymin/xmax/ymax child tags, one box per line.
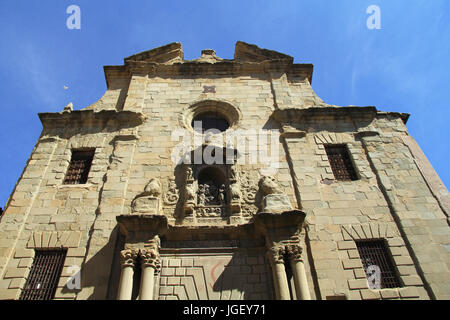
<box><xmin>181</xmin><ymin>145</ymin><xmax>242</xmax><ymax>223</ymax></box>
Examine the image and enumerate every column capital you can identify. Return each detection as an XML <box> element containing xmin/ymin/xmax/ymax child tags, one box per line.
<box><xmin>267</xmin><ymin>244</ymin><xmax>287</xmax><ymax>265</ymax></box>
<box><xmin>120</xmin><ymin>249</ymin><xmax>138</xmax><ymax>268</ymax></box>
<box><xmin>140</xmin><ymin>248</ymin><xmax>161</xmax><ymax>272</ymax></box>
<box><xmin>286</xmin><ymin>244</ymin><xmax>303</xmax><ymax>262</ymax></box>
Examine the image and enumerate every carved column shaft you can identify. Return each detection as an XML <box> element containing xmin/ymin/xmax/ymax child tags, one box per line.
<box><xmin>117</xmin><ymin>249</ymin><xmax>138</xmax><ymax>300</ymax></box>
<box><xmin>139</xmin><ymin>249</ymin><xmax>160</xmax><ymax>300</ymax></box>
<box><xmin>139</xmin><ymin>236</ymin><xmax>161</xmax><ymax>300</ymax></box>
<box><xmin>267</xmin><ymin>246</ymin><xmax>291</xmax><ymax>300</ymax></box>
<box><xmin>287</xmin><ymin>244</ymin><xmax>311</xmax><ymax>300</ymax></box>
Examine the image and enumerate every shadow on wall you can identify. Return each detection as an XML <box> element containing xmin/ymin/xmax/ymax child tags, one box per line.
<box><xmin>60</xmin><ymin>225</ymin><xmax>123</xmax><ymax>300</ymax></box>
<box><xmin>157</xmin><ymin>245</ymin><xmax>274</xmax><ymax>300</ymax></box>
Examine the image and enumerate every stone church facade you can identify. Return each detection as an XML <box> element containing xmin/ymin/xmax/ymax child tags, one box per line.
<box><xmin>0</xmin><ymin>42</ymin><xmax>448</xmax><ymax>300</ymax></box>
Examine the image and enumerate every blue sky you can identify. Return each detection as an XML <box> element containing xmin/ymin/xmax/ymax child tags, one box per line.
<box><xmin>0</xmin><ymin>0</ymin><xmax>449</xmax><ymax>207</ymax></box>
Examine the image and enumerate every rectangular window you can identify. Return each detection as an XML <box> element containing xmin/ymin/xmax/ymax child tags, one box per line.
<box><xmin>325</xmin><ymin>145</ymin><xmax>358</xmax><ymax>181</ymax></box>
<box><xmin>19</xmin><ymin>249</ymin><xmax>67</xmax><ymax>300</ymax></box>
<box><xmin>356</xmin><ymin>239</ymin><xmax>402</xmax><ymax>289</ymax></box>
<box><xmin>63</xmin><ymin>149</ymin><xmax>95</xmax><ymax>184</ymax></box>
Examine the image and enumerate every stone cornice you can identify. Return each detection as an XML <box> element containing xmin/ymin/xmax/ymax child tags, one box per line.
<box><xmin>104</xmin><ymin>60</ymin><xmax>313</xmax><ymax>87</ymax></box>
<box><xmin>103</xmin><ymin>42</ymin><xmax>314</xmax><ymax>88</ymax></box>
<box><xmin>38</xmin><ymin>109</ymin><xmax>147</xmax><ymax>130</ymax></box>
<box><xmin>272</xmin><ymin>106</ymin><xmax>410</xmax><ymax>125</ymax></box>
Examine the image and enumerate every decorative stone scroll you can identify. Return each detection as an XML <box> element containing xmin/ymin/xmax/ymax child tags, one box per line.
<box><xmin>163</xmin><ymin>178</ymin><xmax>179</xmax><ymax>206</ymax></box>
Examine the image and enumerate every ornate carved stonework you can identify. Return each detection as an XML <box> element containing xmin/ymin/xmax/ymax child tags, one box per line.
<box><xmin>163</xmin><ymin>178</ymin><xmax>179</xmax><ymax>206</ymax></box>
<box><xmin>286</xmin><ymin>244</ymin><xmax>303</xmax><ymax>262</ymax></box>
<box><xmin>131</xmin><ymin>178</ymin><xmax>162</xmax><ymax>214</ymax></box>
<box><xmin>120</xmin><ymin>249</ymin><xmax>139</xmax><ymax>268</ymax></box>
<box><xmin>140</xmin><ymin>249</ymin><xmax>161</xmax><ymax>272</ymax></box>
<box><xmin>195</xmin><ymin>206</ymin><xmax>227</xmax><ymax>217</ymax></box>
<box><xmin>267</xmin><ymin>244</ymin><xmax>287</xmax><ymax>265</ymax></box>
<box><xmin>258</xmin><ymin>175</ymin><xmax>292</xmax><ymax>212</ymax></box>
<box><xmin>240</xmin><ymin>172</ymin><xmax>259</xmax><ymax>217</ymax></box>
<box><xmin>259</xmin><ymin>175</ymin><xmax>283</xmax><ymax>196</ymax></box>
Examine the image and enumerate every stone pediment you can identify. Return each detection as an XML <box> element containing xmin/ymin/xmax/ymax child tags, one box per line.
<box><xmin>234</xmin><ymin>41</ymin><xmax>294</xmax><ymax>63</ymax></box>
<box><xmin>124</xmin><ymin>42</ymin><xmax>184</xmax><ymax>64</ymax></box>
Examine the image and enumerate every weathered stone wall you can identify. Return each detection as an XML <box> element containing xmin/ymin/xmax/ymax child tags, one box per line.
<box><xmin>158</xmin><ymin>248</ymin><xmax>273</xmax><ymax>300</ymax></box>
<box><xmin>0</xmin><ymin>42</ymin><xmax>448</xmax><ymax>300</ymax></box>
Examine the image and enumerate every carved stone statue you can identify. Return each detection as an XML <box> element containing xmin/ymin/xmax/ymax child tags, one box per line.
<box><xmin>259</xmin><ymin>175</ymin><xmax>283</xmax><ymax>196</ymax></box>
<box><xmin>258</xmin><ymin>175</ymin><xmax>292</xmax><ymax>213</ymax></box>
<box><xmin>144</xmin><ymin>178</ymin><xmax>162</xmax><ymax>197</ymax></box>
<box><xmin>229</xmin><ymin>183</ymin><xmax>242</xmax><ymax>202</ymax></box>
<box><xmin>218</xmin><ymin>184</ymin><xmax>226</xmax><ymax>205</ymax></box>
<box><xmin>131</xmin><ymin>178</ymin><xmax>162</xmax><ymax>214</ymax></box>
<box><xmin>63</xmin><ymin>102</ymin><xmax>73</xmax><ymax>113</ymax></box>
<box><xmin>186</xmin><ymin>166</ymin><xmax>194</xmax><ymax>182</ymax></box>
<box><xmin>197</xmin><ymin>183</ymin><xmax>207</xmax><ymax>205</ymax></box>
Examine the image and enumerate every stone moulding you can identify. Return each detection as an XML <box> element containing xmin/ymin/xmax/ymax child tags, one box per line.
<box><xmin>116</xmin><ymin>209</ymin><xmax>306</xmax><ymax>245</ymax></box>
<box><xmin>272</xmin><ymin>106</ymin><xmax>410</xmax><ymax>125</ymax></box>
<box><xmin>38</xmin><ymin>109</ymin><xmax>147</xmax><ymax>130</ymax></box>
<box><xmin>103</xmin><ymin>41</ymin><xmax>314</xmax><ymax>85</ymax></box>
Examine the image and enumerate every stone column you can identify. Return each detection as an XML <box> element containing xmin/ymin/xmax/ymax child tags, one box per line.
<box><xmin>139</xmin><ymin>248</ymin><xmax>161</xmax><ymax>300</ymax></box>
<box><xmin>287</xmin><ymin>244</ymin><xmax>311</xmax><ymax>300</ymax></box>
<box><xmin>267</xmin><ymin>245</ymin><xmax>291</xmax><ymax>300</ymax></box>
<box><xmin>117</xmin><ymin>249</ymin><xmax>138</xmax><ymax>300</ymax></box>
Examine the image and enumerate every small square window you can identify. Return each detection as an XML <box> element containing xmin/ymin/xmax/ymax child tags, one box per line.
<box><xmin>325</xmin><ymin>145</ymin><xmax>358</xmax><ymax>181</ymax></box>
<box><xmin>19</xmin><ymin>249</ymin><xmax>67</xmax><ymax>300</ymax></box>
<box><xmin>356</xmin><ymin>239</ymin><xmax>402</xmax><ymax>289</ymax></box>
<box><xmin>63</xmin><ymin>150</ymin><xmax>95</xmax><ymax>185</ymax></box>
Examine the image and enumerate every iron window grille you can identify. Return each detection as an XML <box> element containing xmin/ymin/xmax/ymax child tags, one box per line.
<box><xmin>63</xmin><ymin>150</ymin><xmax>95</xmax><ymax>184</ymax></box>
<box><xmin>355</xmin><ymin>239</ymin><xmax>402</xmax><ymax>289</ymax></box>
<box><xmin>325</xmin><ymin>145</ymin><xmax>358</xmax><ymax>181</ymax></box>
<box><xmin>19</xmin><ymin>249</ymin><xmax>67</xmax><ymax>300</ymax></box>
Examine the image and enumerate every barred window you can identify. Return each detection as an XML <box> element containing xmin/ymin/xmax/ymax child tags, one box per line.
<box><xmin>63</xmin><ymin>150</ymin><xmax>95</xmax><ymax>184</ymax></box>
<box><xmin>325</xmin><ymin>145</ymin><xmax>358</xmax><ymax>181</ymax></box>
<box><xmin>356</xmin><ymin>240</ymin><xmax>402</xmax><ymax>289</ymax></box>
<box><xmin>19</xmin><ymin>249</ymin><xmax>67</xmax><ymax>300</ymax></box>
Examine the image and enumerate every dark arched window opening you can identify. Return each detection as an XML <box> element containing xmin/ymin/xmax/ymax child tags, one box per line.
<box><xmin>192</xmin><ymin>112</ymin><xmax>230</xmax><ymax>133</ymax></box>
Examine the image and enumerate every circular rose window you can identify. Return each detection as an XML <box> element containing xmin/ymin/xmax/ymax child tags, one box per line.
<box><xmin>182</xmin><ymin>99</ymin><xmax>241</xmax><ymax>133</ymax></box>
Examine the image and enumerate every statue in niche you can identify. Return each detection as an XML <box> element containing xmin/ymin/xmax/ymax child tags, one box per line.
<box><xmin>218</xmin><ymin>184</ymin><xmax>226</xmax><ymax>205</ymax></box>
<box><xmin>197</xmin><ymin>183</ymin><xmax>207</xmax><ymax>206</ymax></box>
<box><xmin>131</xmin><ymin>178</ymin><xmax>162</xmax><ymax>214</ymax></box>
<box><xmin>197</xmin><ymin>180</ymin><xmax>222</xmax><ymax>206</ymax></box>
<box><xmin>229</xmin><ymin>165</ymin><xmax>237</xmax><ymax>181</ymax></box>
<box><xmin>185</xmin><ymin>182</ymin><xmax>197</xmax><ymax>204</ymax></box>
<box><xmin>186</xmin><ymin>166</ymin><xmax>194</xmax><ymax>181</ymax></box>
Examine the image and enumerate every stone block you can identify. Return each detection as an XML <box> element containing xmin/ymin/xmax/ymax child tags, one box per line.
<box><xmin>348</xmin><ymin>279</ymin><xmax>369</xmax><ymax>290</ymax></box>
<box><xmin>360</xmin><ymin>289</ymin><xmax>381</xmax><ymax>300</ymax></box>
<box><xmin>262</xmin><ymin>194</ymin><xmax>293</xmax><ymax>212</ymax></box>
<box><xmin>380</xmin><ymin>289</ymin><xmax>399</xmax><ymax>299</ymax></box>
<box><xmin>398</xmin><ymin>287</ymin><xmax>420</xmax><ymax>298</ymax></box>
<box><xmin>342</xmin><ymin>259</ymin><xmax>363</xmax><ymax>270</ymax></box>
